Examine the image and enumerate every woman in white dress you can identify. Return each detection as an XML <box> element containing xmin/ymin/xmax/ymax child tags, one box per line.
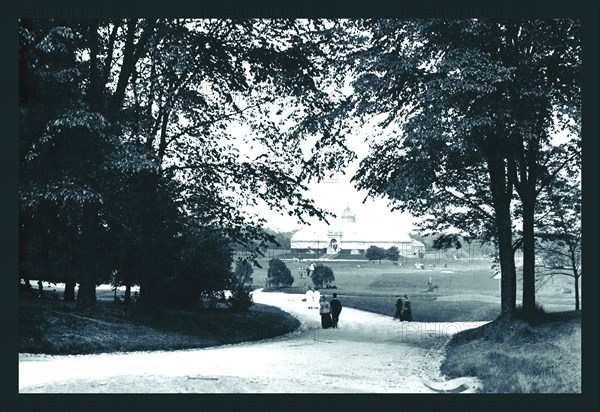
<box><xmin>312</xmin><ymin>289</ymin><xmax>320</xmax><ymax>309</ymax></box>
<box><xmin>305</xmin><ymin>287</ymin><xmax>314</xmax><ymax>309</ymax></box>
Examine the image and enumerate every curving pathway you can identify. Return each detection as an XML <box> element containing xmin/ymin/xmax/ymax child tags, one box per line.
<box><xmin>19</xmin><ymin>290</ymin><xmax>488</xmax><ymax>393</ymax></box>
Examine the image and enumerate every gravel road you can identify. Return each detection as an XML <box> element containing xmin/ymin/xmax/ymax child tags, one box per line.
<box><xmin>19</xmin><ymin>289</ymin><xmax>487</xmax><ymax>393</ymax></box>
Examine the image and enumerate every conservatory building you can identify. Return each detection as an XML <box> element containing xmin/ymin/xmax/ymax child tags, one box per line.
<box><xmin>290</xmin><ymin>206</ymin><xmax>425</xmax><ymax>256</ymax></box>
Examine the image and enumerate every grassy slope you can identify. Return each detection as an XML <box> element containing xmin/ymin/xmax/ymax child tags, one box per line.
<box><xmin>440</xmin><ymin>311</ymin><xmax>581</xmax><ymax>393</ymax></box>
<box><xmin>19</xmin><ymin>292</ymin><xmax>300</xmax><ymax>355</ymax></box>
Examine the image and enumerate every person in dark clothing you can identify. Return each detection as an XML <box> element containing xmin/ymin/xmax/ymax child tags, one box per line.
<box><xmin>401</xmin><ymin>295</ymin><xmax>412</xmax><ymax>321</ymax></box>
<box><xmin>330</xmin><ymin>293</ymin><xmax>342</xmax><ymax>329</ymax></box>
<box><xmin>319</xmin><ymin>295</ymin><xmax>333</xmax><ymax>329</ymax></box>
<box><xmin>393</xmin><ymin>295</ymin><xmax>403</xmax><ymax>320</ymax></box>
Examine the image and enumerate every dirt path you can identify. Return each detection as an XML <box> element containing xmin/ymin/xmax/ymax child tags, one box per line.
<box><xmin>19</xmin><ymin>290</ymin><xmax>488</xmax><ymax>393</ymax></box>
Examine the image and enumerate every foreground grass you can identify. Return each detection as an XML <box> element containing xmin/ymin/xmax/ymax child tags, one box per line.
<box><xmin>441</xmin><ymin>310</ymin><xmax>581</xmax><ymax>393</ymax></box>
<box><xmin>19</xmin><ymin>292</ymin><xmax>300</xmax><ymax>355</ymax></box>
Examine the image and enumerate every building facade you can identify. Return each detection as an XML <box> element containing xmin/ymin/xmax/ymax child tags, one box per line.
<box><xmin>290</xmin><ymin>206</ymin><xmax>425</xmax><ymax>256</ymax></box>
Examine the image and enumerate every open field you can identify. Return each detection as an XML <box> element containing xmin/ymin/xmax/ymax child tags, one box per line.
<box><xmin>253</xmin><ymin>253</ymin><xmax>579</xmax><ymax>322</ymax></box>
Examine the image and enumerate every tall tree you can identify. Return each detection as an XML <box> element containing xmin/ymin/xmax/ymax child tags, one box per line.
<box><xmin>502</xmin><ymin>20</ymin><xmax>581</xmax><ymax>313</ymax></box>
<box><xmin>535</xmin><ymin>171</ymin><xmax>581</xmax><ymax>310</ymax></box>
<box><xmin>19</xmin><ymin>19</ymin><xmax>352</xmax><ymax>311</ymax></box>
<box><xmin>339</xmin><ymin>19</ymin><xmax>580</xmax><ymax>316</ymax></box>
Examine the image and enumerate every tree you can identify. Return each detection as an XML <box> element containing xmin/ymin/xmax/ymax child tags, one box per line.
<box><xmin>503</xmin><ymin>20</ymin><xmax>581</xmax><ymax>314</ymax></box>
<box><xmin>432</xmin><ymin>234</ymin><xmax>462</xmax><ymax>252</ymax></box>
<box><xmin>337</xmin><ymin>19</ymin><xmax>580</xmax><ymax>317</ymax></box>
<box><xmin>536</xmin><ymin>172</ymin><xmax>581</xmax><ymax>310</ymax></box>
<box><xmin>267</xmin><ymin>258</ymin><xmax>294</xmax><ymax>288</ymax></box>
<box><xmin>164</xmin><ymin>225</ymin><xmax>233</xmax><ymax>309</ymax></box>
<box><xmin>366</xmin><ymin>245</ymin><xmax>386</xmax><ymax>264</ymax></box>
<box><xmin>311</xmin><ymin>264</ymin><xmax>335</xmax><ymax>288</ymax></box>
<box><xmin>19</xmin><ymin>19</ymin><xmax>351</xmax><ymax>312</ymax></box>
<box><xmin>234</xmin><ymin>258</ymin><xmax>254</xmax><ymax>288</ymax></box>
<box><xmin>386</xmin><ymin>246</ymin><xmax>400</xmax><ymax>264</ymax></box>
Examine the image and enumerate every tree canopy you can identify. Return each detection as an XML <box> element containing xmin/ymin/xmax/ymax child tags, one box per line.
<box><xmin>19</xmin><ymin>19</ymin><xmax>350</xmax><ymax>310</ymax></box>
<box><xmin>338</xmin><ymin>19</ymin><xmax>581</xmax><ymax>316</ymax></box>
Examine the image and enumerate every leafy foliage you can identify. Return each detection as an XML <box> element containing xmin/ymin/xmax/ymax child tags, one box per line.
<box><xmin>311</xmin><ymin>264</ymin><xmax>335</xmax><ymax>288</ymax></box>
<box><xmin>432</xmin><ymin>234</ymin><xmax>463</xmax><ymax>251</ymax></box>
<box><xmin>267</xmin><ymin>258</ymin><xmax>294</xmax><ymax>288</ymax></box>
<box><xmin>334</xmin><ymin>19</ymin><xmax>581</xmax><ymax>316</ymax></box>
<box><xmin>19</xmin><ymin>19</ymin><xmax>351</xmax><ymax>311</ymax></box>
<box><xmin>385</xmin><ymin>246</ymin><xmax>400</xmax><ymax>263</ymax></box>
<box><xmin>366</xmin><ymin>245</ymin><xmax>386</xmax><ymax>263</ymax></box>
<box><xmin>535</xmin><ymin>172</ymin><xmax>581</xmax><ymax>309</ymax></box>
<box><xmin>164</xmin><ymin>226</ymin><xmax>233</xmax><ymax>309</ymax></box>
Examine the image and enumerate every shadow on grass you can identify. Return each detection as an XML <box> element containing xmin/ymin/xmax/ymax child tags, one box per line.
<box><xmin>19</xmin><ymin>292</ymin><xmax>300</xmax><ymax>355</ymax></box>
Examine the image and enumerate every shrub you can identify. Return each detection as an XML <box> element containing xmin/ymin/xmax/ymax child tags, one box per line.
<box><xmin>228</xmin><ymin>287</ymin><xmax>254</xmax><ymax>312</ymax></box>
<box><xmin>311</xmin><ymin>264</ymin><xmax>335</xmax><ymax>288</ymax></box>
<box><xmin>366</xmin><ymin>245</ymin><xmax>386</xmax><ymax>263</ymax></box>
<box><xmin>234</xmin><ymin>258</ymin><xmax>254</xmax><ymax>287</ymax></box>
<box><xmin>267</xmin><ymin>258</ymin><xmax>294</xmax><ymax>287</ymax></box>
<box><xmin>386</xmin><ymin>246</ymin><xmax>400</xmax><ymax>263</ymax></box>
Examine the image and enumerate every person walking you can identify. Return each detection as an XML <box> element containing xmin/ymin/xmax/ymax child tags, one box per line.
<box><xmin>330</xmin><ymin>293</ymin><xmax>342</xmax><ymax>329</ymax></box>
<box><xmin>401</xmin><ymin>295</ymin><xmax>412</xmax><ymax>321</ymax></box>
<box><xmin>305</xmin><ymin>286</ymin><xmax>314</xmax><ymax>309</ymax></box>
<box><xmin>319</xmin><ymin>295</ymin><xmax>333</xmax><ymax>329</ymax></box>
<box><xmin>312</xmin><ymin>288</ymin><xmax>320</xmax><ymax>309</ymax></box>
<box><xmin>393</xmin><ymin>295</ymin><xmax>403</xmax><ymax>320</ymax></box>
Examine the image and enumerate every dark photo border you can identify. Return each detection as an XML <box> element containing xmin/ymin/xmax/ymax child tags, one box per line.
<box><xmin>2</xmin><ymin>1</ymin><xmax>598</xmax><ymax>411</ymax></box>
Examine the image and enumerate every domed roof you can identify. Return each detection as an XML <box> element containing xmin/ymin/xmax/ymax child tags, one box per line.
<box><xmin>341</xmin><ymin>205</ymin><xmax>355</xmax><ymax>223</ymax></box>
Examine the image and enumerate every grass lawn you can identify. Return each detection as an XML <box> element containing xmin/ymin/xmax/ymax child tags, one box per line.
<box><xmin>441</xmin><ymin>310</ymin><xmax>581</xmax><ymax>393</ymax></box>
<box><xmin>258</xmin><ymin>256</ymin><xmax>575</xmax><ymax>322</ymax></box>
<box><xmin>19</xmin><ymin>291</ymin><xmax>300</xmax><ymax>355</ymax></box>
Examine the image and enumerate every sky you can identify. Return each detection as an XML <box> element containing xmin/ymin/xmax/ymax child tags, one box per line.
<box><xmin>257</xmin><ymin>171</ymin><xmax>417</xmax><ymax>234</ymax></box>
<box><xmin>247</xmin><ymin>121</ymin><xmax>418</xmax><ymax>234</ymax></box>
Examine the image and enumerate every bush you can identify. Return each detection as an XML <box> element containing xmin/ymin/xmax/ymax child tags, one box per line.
<box><xmin>267</xmin><ymin>258</ymin><xmax>294</xmax><ymax>287</ymax></box>
<box><xmin>311</xmin><ymin>264</ymin><xmax>335</xmax><ymax>288</ymax></box>
<box><xmin>234</xmin><ymin>258</ymin><xmax>254</xmax><ymax>287</ymax></box>
<box><xmin>228</xmin><ymin>287</ymin><xmax>254</xmax><ymax>312</ymax></box>
<box><xmin>366</xmin><ymin>245</ymin><xmax>386</xmax><ymax>263</ymax></box>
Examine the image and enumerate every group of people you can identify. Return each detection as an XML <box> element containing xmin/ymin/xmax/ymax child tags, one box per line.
<box><xmin>393</xmin><ymin>294</ymin><xmax>413</xmax><ymax>321</ymax></box>
<box><xmin>299</xmin><ymin>263</ymin><xmax>316</xmax><ymax>279</ymax></box>
<box><xmin>307</xmin><ymin>287</ymin><xmax>412</xmax><ymax>327</ymax></box>
<box><xmin>306</xmin><ymin>287</ymin><xmax>342</xmax><ymax>329</ymax></box>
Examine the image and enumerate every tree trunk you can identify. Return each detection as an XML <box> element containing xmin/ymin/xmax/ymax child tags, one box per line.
<box><xmin>136</xmin><ymin>172</ymin><xmax>164</xmax><ymax>316</ymax></box>
<box><xmin>574</xmin><ymin>275</ymin><xmax>580</xmax><ymax>311</ymax></box>
<box><xmin>486</xmin><ymin>141</ymin><xmax>517</xmax><ymax>316</ymax></box>
<box><xmin>124</xmin><ymin>284</ymin><xmax>132</xmax><ymax>304</ymax></box>
<box><xmin>75</xmin><ymin>206</ymin><xmax>98</xmax><ymax>311</ymax></box>
<box><xmin>496</xmin><ymin>205</ymin><xmax>517</xmax><ymax>315</ymax></box>
<box><xmin>521</xmin><ymin>194</ymin><xmax>536</xmax><ymax>315</ymax></box>
<box><xmin>86</xmin><ymin>20</ymin><xmax>102</xmax><ymax>112</ymax></box>
<box><xmin>138</xmin><ymin>277</ymin><xmax>164</xmax><ymax>317</ymax></box>
<box><xmin>76</xmin><ymin>279</ymin><xmax>96</xmax><ymax>310</ymax></box>
<box><xmin>64</xmin><ymin>278</ymin><xmax>76</xmax><ymax>301</ymax></box>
